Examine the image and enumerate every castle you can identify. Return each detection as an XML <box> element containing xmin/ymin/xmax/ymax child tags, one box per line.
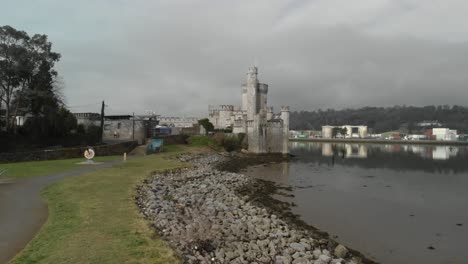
<box><xmin>209</xmin><ymin>66</ymin><xmax>289</xmax><ymax>154</ymax></box>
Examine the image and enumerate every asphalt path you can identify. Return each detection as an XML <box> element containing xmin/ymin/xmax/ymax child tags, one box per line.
<box><xmin>0</xmin><ymin>160</ymin><xmax>119</xmax><ymax>264</ymax></box>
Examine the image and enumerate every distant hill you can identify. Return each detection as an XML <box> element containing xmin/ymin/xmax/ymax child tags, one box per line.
<box><xmin>290</xmin><ymin>105</ymin><xmax>468</xmax><ymax>133</ymax></box>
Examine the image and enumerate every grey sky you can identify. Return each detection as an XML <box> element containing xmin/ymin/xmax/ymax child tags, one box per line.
<box><xmin>1</xmin><ymin>0</ymin><xmax>468</xmax><ymax>116</ymax></box>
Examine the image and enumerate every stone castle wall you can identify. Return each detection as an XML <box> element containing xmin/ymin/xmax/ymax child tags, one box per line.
<box><xmin>209</xmin><ymin>66</ymin><xmax>289</xmax><ymax>154</ymax></box>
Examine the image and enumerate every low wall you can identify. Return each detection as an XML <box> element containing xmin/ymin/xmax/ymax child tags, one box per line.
<box><xmin>0</xmin><ymin>141</ymin><xmax>138</xmax><ymax>164</ymax></box>
<box><xmin>290</xmin><ymin>138</ymin><xmax>468</xmax><ymax>146</ymax></box>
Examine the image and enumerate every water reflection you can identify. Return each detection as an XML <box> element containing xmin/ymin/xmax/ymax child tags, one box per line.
<box><xmin>292</xmin><ymin>142</ymin><xmax>461</xmax><ymax>161</ymax></box>
<box><xmin>244</xmin><ymin>142</ymin><xmax>468</xmax><ymax>264</ymax></box>
<box><xmin>291</xmin><ymin>142</ymin><xmax>468</xmax><ymax>173</ymax></box>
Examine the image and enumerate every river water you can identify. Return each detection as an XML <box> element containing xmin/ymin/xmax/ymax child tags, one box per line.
<box><xmin>242</xmin><ymin>142</ymin><xmax>468</xmax><ymax>264</ymax></box>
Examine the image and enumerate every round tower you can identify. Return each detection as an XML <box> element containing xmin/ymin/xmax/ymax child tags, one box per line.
<box><xmin>280</xmin><ymin>106</ymin><xmax>290</xmax><ymax>154</ymax></box>
<box><xmin>258</xmin><ymin>83</ymin><xmax>268</xmax><ymax>110</ymax></box>
<box><xmin>246</xmin><ymin>66</ymin><xmax>259</xmax><ymax>120</ymax></box>
<box><xmin>266</xmin><ymin>107</ymin><xmax>274</xmax><ymax>120</ymax></box>
<box><xmin>247</xmin><ymin>66</ymin><xmax>258</xmax><ymax>85</ymax></box>
<box><xmin>241</xmin><ymin>84</ymin><xmax>248</xmax><ymax>111</ymax></box>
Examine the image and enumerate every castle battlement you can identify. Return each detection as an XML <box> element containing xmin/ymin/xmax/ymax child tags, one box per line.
<box><xmin>233</xmin><ymin>119</ymin><xmax>244</xmax><ymax>127</ymax></box>
<box><xmin>266</xmin><ymin>120</ymin><xmax>283</xmax><ymax>127</ymax></box>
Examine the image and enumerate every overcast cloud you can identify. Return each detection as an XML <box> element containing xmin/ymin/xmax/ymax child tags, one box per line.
<box><xmin>1</xmin><ymin>0</ymin><xmax>468</xmax><ymax>116</ymax></box>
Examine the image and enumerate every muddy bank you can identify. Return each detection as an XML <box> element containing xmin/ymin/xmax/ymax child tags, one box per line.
<box><xmin>136</xmin><ymin>152</ymin><xmax>375</xmax><ymax>264</ymax></box>
<box><xmin>215</xmin><ymin>152</ymin><xmax>291</xmax><ymax>173</ymax></box>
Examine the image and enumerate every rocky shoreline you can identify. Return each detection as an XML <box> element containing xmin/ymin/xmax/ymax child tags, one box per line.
<box><xmin>136</xmin><ymin>152</ymin><xmax>373</xmax><ymax>264</ymax></box>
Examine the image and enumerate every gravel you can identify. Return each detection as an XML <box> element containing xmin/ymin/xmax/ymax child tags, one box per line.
<box><xmin>136</xmin><ymin>152</ymin><xmax>365</xmax><ymax>264</ymax></box>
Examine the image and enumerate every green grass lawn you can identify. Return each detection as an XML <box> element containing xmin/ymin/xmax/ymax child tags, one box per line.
<box><xmin>0</xmin><ymin>156</ymin><xmax>121</xmax><ymax>179</ymax></box>
<box><xmin>9</xmin><ymin>146</ymin><xmax>191</xmax><ymax>264</ymax></box>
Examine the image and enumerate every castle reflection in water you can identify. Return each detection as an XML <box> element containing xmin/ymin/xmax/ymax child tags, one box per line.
<box><xmin>291</xmin><ymin>142</ymin><xmax>460</xmax><ymax>161</ymax></box>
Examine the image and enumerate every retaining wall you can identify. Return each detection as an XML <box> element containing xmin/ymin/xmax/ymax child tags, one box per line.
<box><xmin>0</xmin><ymin>141</ymin><xmax>138</xmax><ymax>163</ymax></box>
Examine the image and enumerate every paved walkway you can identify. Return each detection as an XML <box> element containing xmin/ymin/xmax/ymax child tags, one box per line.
<box><xmin>0</xmin><ymin>161</ymin><xmax>120</xmax><ymax>264</ymax></box>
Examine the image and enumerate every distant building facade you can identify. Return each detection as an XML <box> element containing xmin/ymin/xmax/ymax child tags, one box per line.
<box><xmin>432</xmin><ymin>128</ymin><xmax>457</xmax><ymax>141</ymax></box>
<box><xmin>321</xmin><ymin>125</ymin><xmax>368</xmax><ymax>139</ymax></box>
<box><xmin>158</xmin><ymin>117</ymin><xmax>198</xmax><ymax>128</ymax></box>
<box><xmin>73</xmin><ymin>113</ymin><xmax>147</xmax><ymax>144</ymax></box>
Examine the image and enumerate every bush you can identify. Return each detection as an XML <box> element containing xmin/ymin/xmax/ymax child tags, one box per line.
<box><xmin>187</xmin><ymin>135</ymin><xmax>218</xmax><ymax>149</ymax></box>
<box><xmin>188</xmin><ymin>134</ymin><xmax>245</xmax><ymax>152</ymax></box>
<box><xmin>222</xmin><ymin>136</ymin><xmax>239</xmax><ymax>152</ymax></box>
<box><xmin>212</xmin><ymin>133</ymin><xmax>245</xmax><ymax>152</ymax></box>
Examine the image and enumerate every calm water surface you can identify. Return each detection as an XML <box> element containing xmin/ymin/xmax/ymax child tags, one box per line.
<box><xmin>242</xmin><ymin>142</ymin><xmax>468</xmax><ymax>264</ymax></box>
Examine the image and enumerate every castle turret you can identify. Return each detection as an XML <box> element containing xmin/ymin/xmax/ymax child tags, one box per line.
<box><xmin>281</xmin><ymin>106</ymin><xmax>290</xmax><ymax>154</ymax></box>
<box><xmin>266</xmin><ymin>107</ymin><xmax>273</xmax><ymax>120</ymax></box>
<box><xmin>241</xmin><ymin>84</ymin><xmax>248</xmax><ymax>111</ymax></box>
<box><xmin>258</xmin><ymin>83</ymin><xmax>268</xmax><ymax>111</ymax></box>
<box><xmin>246</xmin><ymin>66</ymin><xmax>259</xmax><ymax>120</ymax></box>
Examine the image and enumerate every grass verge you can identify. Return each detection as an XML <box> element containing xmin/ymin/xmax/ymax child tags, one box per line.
<box><xmin>0</xmin><ymin>156</ymin><xmax>120</xmax><ymax>179</ymax></box>
<box><xmin>10</xmin><ymin>146</ymin><xmax>189</xmax><ymax>264</ymax></box>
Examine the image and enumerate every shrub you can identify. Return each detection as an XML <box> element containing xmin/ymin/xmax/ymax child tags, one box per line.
<box><xmin>187</xmin><ymin>135</ymin><xmax>218</xmax><ymax>149</ymax></box>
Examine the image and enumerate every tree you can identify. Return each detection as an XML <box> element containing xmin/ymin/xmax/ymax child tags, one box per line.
<box><xmin>290</xmin><ymin>105</ymin><xmax>468</xmax><ymax>134</ymax></box>
<box><xmin>0</xmin><ymin>25</ymin><xmax>61</xmax><ymax>134</ymax></box>
<box><xmin>198</xmin><ymin>118</ymin><xmax>214</xmax><ymax>134</ymax></box>
<box><xmin>0</xmin><ymin>26</ymin><xmax>29</xmax><ymax>131</ymax></box>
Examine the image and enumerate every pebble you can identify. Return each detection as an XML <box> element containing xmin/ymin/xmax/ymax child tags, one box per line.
<box><xmin>334</xmin><ymin>244</ymin><xmax>349</xmax><ymax>258</ymax></box>
<box><xmin>136</xmin><ymin>152</ymin><xmax>362</xmax><ymax>264</ymax></box>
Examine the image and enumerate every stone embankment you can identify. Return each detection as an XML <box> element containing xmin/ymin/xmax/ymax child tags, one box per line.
<box><xmin>136</xmin><ymin>153</ymin><xmax>366</xmax><ymax>264</ymax></box>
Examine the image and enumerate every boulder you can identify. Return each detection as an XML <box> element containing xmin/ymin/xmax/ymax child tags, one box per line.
<box><xmin>334</xmin><ymin>245</ymin><xmax>349</xmax><ymax>258</ymax></box>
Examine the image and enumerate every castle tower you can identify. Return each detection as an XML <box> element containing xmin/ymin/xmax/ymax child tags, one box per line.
<box><xmin>266</xmin><ymin>106</ymin><xmax>274</xmax><ymax>120</ymax></box>
<box><xmin>281</xmin><ymin>106</ymin><xmax>290</xmax><ymax>155</ymax></box>
<box><xmin>246</xmin><ymin>66</ymin><xmax>259</xmax><ymax>120</ymax></box>
<box><xmin>241</xmin><ymin>84</ymin><xmax>248</xmax><ymax>111</ymax></box>
<box><xmin>258</xmin><ymin>83</ymin><xmax>268</xmax><ymax>111</ymax></box>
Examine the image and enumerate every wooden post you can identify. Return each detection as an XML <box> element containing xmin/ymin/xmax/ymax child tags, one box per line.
<box><xmin>100</xmin><ymin>100</ymin><xmax>105</xmax><ymax>143</ymax></box>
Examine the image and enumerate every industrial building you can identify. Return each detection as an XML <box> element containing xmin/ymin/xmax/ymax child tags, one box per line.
<box><xmin>321</xmin><ymin>125</ymin><xmax>368</xmax><ymax>139</ymax></box>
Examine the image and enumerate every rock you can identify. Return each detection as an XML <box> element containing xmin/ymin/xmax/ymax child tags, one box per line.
<box><xmin>292</xmin><ymin>257</ymin><xmax>309</xmax><ymax>264</ymax></box>
<box><xmin>292</xmin><ymin>252</ymin><xmax>302</xmax><ymax>259</ymax></box>
<box><xmin>313</xmin><ymin>249</ymin><xmax>322</xmax><ymax>258</ymax></box>
<box><xmin>317</xmin><ymin>255</ymin><xmax>331</xmax><ymax>264</ymax></box>
<box><xmin>334</xmin><ymin>245</ymin><xmax>349</xmax><ymax>258</ymax></box>
<box><xmin>290</xmin><ymin>242</ymin><xmax>306</xmax><ymax>252</ymax></box>
<box><xmin>300</xmin><ymin>241</ymin><xmax>311</xmax><ymax>251</ymax></box>
<box><xmin>276</xmin><ymin>255</ymin><xmax>292</xmax><ymax>264</ymax></box>
<box><xmin>136</xmin><ymin>153</ymin><xmax>362</xmax><ymax>264</ymax></box>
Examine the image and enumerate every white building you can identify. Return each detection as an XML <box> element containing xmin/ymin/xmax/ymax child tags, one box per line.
<box><xmin>321</xmin><ymin>125</ymin><xmax>368</xmax><ymax>139</ymax></box>
<box><xmin>158</xmin><ymin>117</ymin><xmax>198</xmax><ymax>128</ymax></box>
<box><xmin>432</xmin><ymin>128</ymin><xmax>457</xmax><ymax>141</ymax></box>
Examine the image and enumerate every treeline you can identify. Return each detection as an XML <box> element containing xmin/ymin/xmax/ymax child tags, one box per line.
<box><xmin>0</xmin><ymin>25</ymin><xmax>99</xmax><ymax>151</ymax></box>
<box><xmin>290</xmin><ymin>105</ymin><xmax>468</xmax><ymax>133</ymax></box>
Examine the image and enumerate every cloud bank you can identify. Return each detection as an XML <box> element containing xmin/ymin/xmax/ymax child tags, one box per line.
<box><xmin>2</xmin><ymin>0</ymin><xmax>468</xmax><ymax>116</ymax></box>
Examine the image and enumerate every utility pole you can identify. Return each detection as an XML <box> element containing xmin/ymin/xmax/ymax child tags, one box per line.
<box><xmin>100</xmin><ymin>100</ymin><xmax>105</xmax><ymax>143</ymax></box>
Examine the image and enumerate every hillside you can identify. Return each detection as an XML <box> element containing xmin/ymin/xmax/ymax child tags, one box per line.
<box><xmin>290</xmin><ymin>105</ymin><xmax>468</xmax><ymax>133</ymax></box>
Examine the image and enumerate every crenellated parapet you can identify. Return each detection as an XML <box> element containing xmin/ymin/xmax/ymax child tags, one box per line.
<box><xmin>266</xmin><ymin>119</ymin><xmax>283</xmax><ymax>128</ymax></box>
<box><xmin>233</xmin><ymin>119</ymin><xmax>245</xmax><ymax>127</ymax></box>
<box><xmin>208</xmin><ymin>105</ymin><xmax>234</xmax><ymax>114</ymax></box>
